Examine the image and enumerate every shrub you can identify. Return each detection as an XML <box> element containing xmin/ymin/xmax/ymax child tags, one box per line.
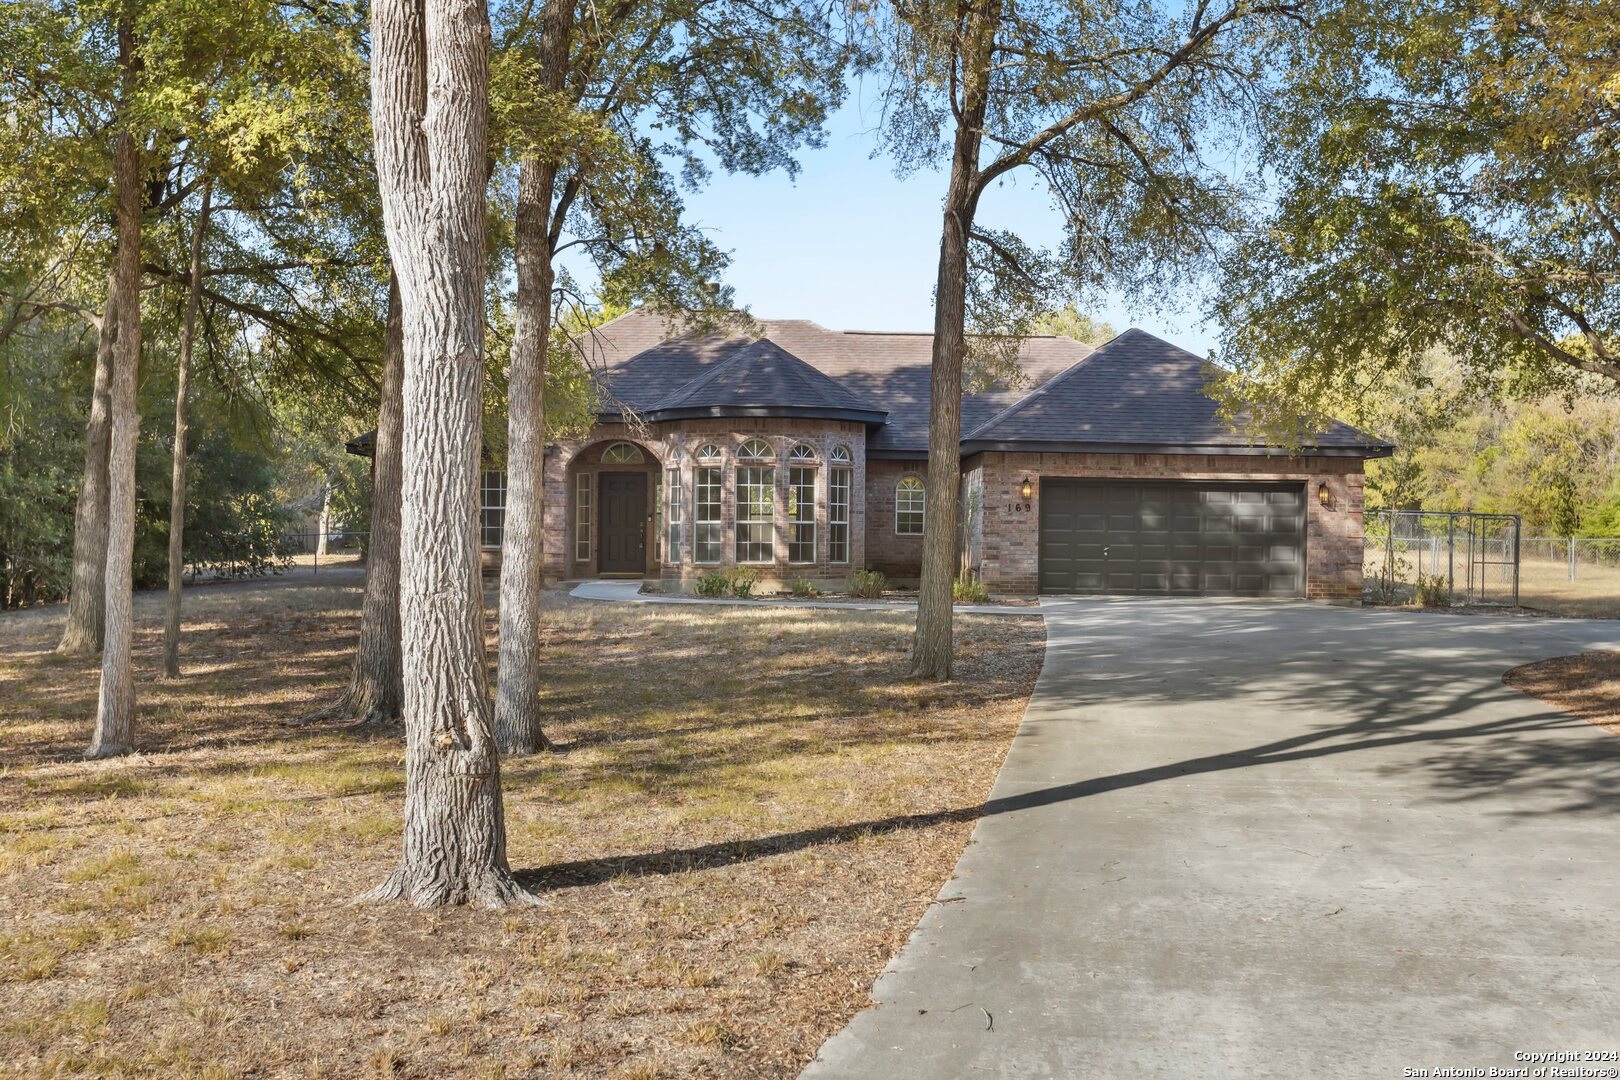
<box><xmin>727</xmin><ymin>566</ymin><xmax>761</xmax><ymax>598</ymax></box>
<box><xmin>851</xmin><ymin>570</ymin><xmax>886</xmax><ymax>599</ymax></box>
<box><xmin>952</xmin><ymin>571</ymin><xmax>990</xmax><ymax>604</ymax></box>
<box><xmin>1414</xmin><ymin>573</ymin><xmax>1450</xmax><ymax>607</ymax></box>
<box><xmin>694</xmin><ymin>572</ymin><xmax>730</xmax><ymax>598</ymax></box>
<box><xmin>790</xmin><ymin>577</ymin><xmax>820</xmax><ymax>598</ymax></box>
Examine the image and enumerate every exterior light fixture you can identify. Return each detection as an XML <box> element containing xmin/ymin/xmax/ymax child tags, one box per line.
<box><xmin>1020</xmin><ymin>477</ymin><xmax>1034</xmax><ymax>500</ymax></box>
<box><xmin>1318</xmin><ymin>482</ymin><xmax>1332</xmax><ymax>508</ymax></box>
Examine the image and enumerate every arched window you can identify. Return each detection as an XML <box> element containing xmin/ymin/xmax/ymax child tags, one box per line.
<box><xmin>601</xmin><ymin>441</ymin><xmax>644</xmax><ymax>465</ymax></box>
<box><xmin>787</xmin><ymin>448</ymin><xmax>817</xmax><ymax>563</ymax></box>
<box><xmin>829</xmin><ymin>444</ymin><xmax>853</xmax><ymax>464</ymax></box>
<box><xmin>788</xmin><ymin>443</ymin><xmax>818</xmax><ymax>464</ymax></box>
<box><xmin>895</xmin><ymin>477</ymin><xmax>925</xmax><ymax>536</ymax></box>
<box><xmin>695</xmin><ymin>443</ymin><xmax>722</xmax><ymax>462</ymax></box>
<box><xmin>738</xmin><ymin>438</ymin><xmax>774</xmax><ymax>461</ymax></box>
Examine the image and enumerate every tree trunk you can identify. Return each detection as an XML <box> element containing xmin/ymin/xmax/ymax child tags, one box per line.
<box><xmin>911</xmin><ymin>0</ymin><xmax>997</xmax><ymax>682</ymax></box>
<box><xmin>494</xmin><ymin>0</ymin><xmax>572</xmax><ymax>755</ymax></box>
<box><xmin>87</xmin><ymin>21</ymin><xmax>145</xmax><ymax>760</ymax></box>
<box><xmin>56</xmin><ymin>275</ymin><xmax>118</xmax><ymax>656</ymax></box>
<box><xmin>316</xmin><ymin>487</ymin><xmax>331</xmax><ymax>556</ymax></box>
<box><xmin>334</xmin><ymin>272</ymin><xmax>405</xmax><ymax>724</ymax></box>
<box><xmin>365</xmin><ymin>0</ymin><xmax>529</xmax><ymax>906</ymax></box>
<box><xmin>161</xmin><ymin>181</ymin><xmax>211</xmax><ymax>679</ymax></box>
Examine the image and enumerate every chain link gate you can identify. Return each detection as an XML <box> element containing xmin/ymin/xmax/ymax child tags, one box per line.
<box><xmin>1364</xmin><ymin>510</ymin><xmax>1521</xmax><ymax>606</ymax></box>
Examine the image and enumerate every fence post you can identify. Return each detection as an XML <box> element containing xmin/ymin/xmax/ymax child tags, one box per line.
<box><xmin>1447</xmin><ymin>514</ymin><xmax>1456</xmax><ymax>602</ymax></box>
<box><xmin>1512</xmin><ymin>518</ymin><xmax>1521</xmax><ymax>608</ymax></box>
<box><xmin>1568</xmin><ymin>537</ymin><xmax>1576</xmax><ymax>582</ymax></box>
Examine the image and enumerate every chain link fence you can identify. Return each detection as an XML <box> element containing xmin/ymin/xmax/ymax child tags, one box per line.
<box><xmin>281</xmin><ymin>529</ymin><xmax>369</xmax><ymax>574</ymax></box>
<box><xmin>1520</xmin><ymin>537</ymin><xmax>1620</xmax><ymax>580</ymax></box>
<box><xmin>1364</xmin><ymin>510</ymin><xmax>1521</xmax><ymax>607</ymax></box>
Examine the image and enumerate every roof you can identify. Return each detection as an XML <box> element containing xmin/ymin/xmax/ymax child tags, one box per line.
<box><xmin>963</xmin><ymin>329</ymin><xmax>1393</xmax><ymax>456</ymax></box>
<box><xmin>635</xmin><ymin>338</ymin><xmax>887</xmax><ymax>424</ymax></box>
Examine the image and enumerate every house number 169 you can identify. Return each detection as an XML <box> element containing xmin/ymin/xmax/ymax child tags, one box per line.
<box><xmin>1004</xmin><ymin>501</ymin><xmax>1033</xmax><ymax>513</ymax></box>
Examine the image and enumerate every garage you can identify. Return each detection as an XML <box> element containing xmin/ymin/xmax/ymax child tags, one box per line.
<box><xmin>1038</xmin><ymin>480</ymin><xmax>1305</xmax><ymax>596</ymax></box>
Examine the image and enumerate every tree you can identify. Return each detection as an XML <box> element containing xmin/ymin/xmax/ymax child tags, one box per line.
<box><xmin>332</xmin><ymin>274</ymin><xmax>405</xmax><ymax>725</ymax></box>
<box><xmin>160</xmin><ymin>180</ymin><xmax>211</xmax><ymax>678</ymax></box>
<box><xmin>87</xmin><ymin>11</ymin><xmax>144</xmax><ymax>759</ymax></box>
<box><xmin>487</xmin><ymin>0</ymin><xmax>858</xmax><ymax>752</ymax></box>
<box><xmin>57</xmin><ymin>278</ymin><xmax>116</xmax><ymax>653</ymax></box>
<box><xmin>366</xmin><ymin>0</ymin><xmax>530</xmax><ymax>907</ymax></box>
<box><xmin>1213</xmin><ymin>0</ymin><xmax>1620</xmax><ymax>424</ymax></box>
<box><xmin>1032</xmin><ymin>306</ymin><xmax>1116</xmax><ymax>346</ymax></box>
<box><xmin>875</xmin><ymin>0</ymin><xmax>1296</xmax><ymax>679</ymax></box>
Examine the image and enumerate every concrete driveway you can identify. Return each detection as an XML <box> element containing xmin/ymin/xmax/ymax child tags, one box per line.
<box><xmin>803</xmin><ymin>599</ymin><xmax>1620</xmax><ymax>1079</ymax></box>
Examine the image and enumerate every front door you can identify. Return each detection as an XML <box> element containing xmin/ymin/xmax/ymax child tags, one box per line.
<box><xmin>598</xmin><ymin>472</ymin><xmax>647</xmax><ymax>574</ymax></box>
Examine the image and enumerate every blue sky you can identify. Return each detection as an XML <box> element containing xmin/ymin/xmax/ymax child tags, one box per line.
<box><xmin>667</xmin><ymin>94</ymin><xmax>1222</xmax><ymax>354</ymax></box>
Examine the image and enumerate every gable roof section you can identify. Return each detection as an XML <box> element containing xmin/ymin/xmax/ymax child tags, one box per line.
<box><xmin>964</xmin><ymin>329</ymin><xmax>1392</xmax><ymax>456</ymax></box>
<box><xmin>639</xmin><ymin>338</ymin><xmax>887</xmax><ymax>424</ymax></box>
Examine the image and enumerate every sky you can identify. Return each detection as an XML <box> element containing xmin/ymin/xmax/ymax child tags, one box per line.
<box><xmin>660</xmin><ymin>92</ymin><xmax>1223</xmax><ymax>354</ymax></box>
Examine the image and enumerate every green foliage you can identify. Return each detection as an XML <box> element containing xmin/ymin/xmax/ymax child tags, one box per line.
<box><xmin>1214</xmin><ymin>0</ymin><xmax>1620</xmax><ymax>430</ymax></box>
<box><xmin>1414</xmin><ymin>574</ymin><xmax>1450</xmax><ymax>609</ymax></box>
<box><xmin>726</xmin><ymin>566</ymin><xmax>760</xmax><ymax>599</ymax></box>
<box><xmin>850</xmin><ymin>570</ymin><xmax>887</xmax><ymax>599</ymax></box>
<box><xmin>694</xmin><ymin>572</ymin><xmax>731</xmax><ymax>599</ymax></box>
<box><xmin>789</xmin><ymin>577</ymin><xmax>820</xmax><ymax>598</ymax></box>
<box><xmin>1031</xmin><ymin>307</ymin><xmax>1117</xmax><ymax>346</ymax></box>
<box><xmin>952</xmin><ymin>571</ymin><xmax>990</xmax><ymax>604</ymax></box>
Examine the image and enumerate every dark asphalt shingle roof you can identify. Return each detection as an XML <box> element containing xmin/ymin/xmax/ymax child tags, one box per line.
<box><xmin>582</xmin><ymin>311</ymin><xmax>1390</xmax><ymax>457</ymax></box>
<box><xmin>964</xmin><ymin>329</ymin><xmax>1389</xmax><ymax>452</ymax></box>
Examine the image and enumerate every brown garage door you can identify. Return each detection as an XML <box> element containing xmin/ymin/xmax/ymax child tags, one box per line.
<box><xmin>1038</xmin><ymin>480</ymin><xmax>1305</xmax><ymax>596</ymax></box>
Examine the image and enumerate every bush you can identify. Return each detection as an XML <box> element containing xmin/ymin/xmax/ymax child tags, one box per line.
<box><xmin>694</xmin><ymin>572</ymin><xmax>730</xmax><ymax>598</ymax></box>
<box><xmin>952</xmin><ymin>571</ymin><xmax>991</xmax><ymax>604</ymax></box>
<box><xmin>851</xmin><ymin>570</ymin><xmax>886</xmax><ymax>599</ymax></box>
<box><xmin>790</xmin><ymin>577</ymin><xmax>820</xmax><ymax>598</ymax></box>
<box><xmin>1414</xmin><ymin>573</ymin><xmax>1450</xmax><ymax>607</ymax></box>
<box><xmin>727</xmin><ymin>566</ymin><xmax>760</xmax><ymax>598</ymax></box>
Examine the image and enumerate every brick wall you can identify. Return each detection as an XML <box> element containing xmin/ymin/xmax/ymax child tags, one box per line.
<box><xmin>863</xmin><ymin>458</ymin><xmax>928</xmax><ymax>583</ymax></box>
<box><xmin>969</xmin><ymin>451</ymin><xmax>1366</xmax><ymax>600</ymax></box>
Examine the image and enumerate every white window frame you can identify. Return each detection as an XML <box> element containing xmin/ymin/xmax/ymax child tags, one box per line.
<box><xmin>480</xmin><ymin>469</ymin><xmax>507</xmax><ymax>549</ymax></box>
<box><xmin>665</xmin><ymin>467</ymin><xmax>683</xmax><ymax>563</ymax></box>
<box><xmin>895</xmin><ymin>476</ymin><xmax>925</xmax><ymax>536</ymax></box>
<box><xmin>694</xmin><ymin>464</ymin><xmax>722</xmax><ymax>564</ymax></box>
<box><xmin>574</xmin><ymin>472</ymin><xmax>593</xmax><ymax>562</ymax></box>
<box><xmin>734</xmin><ymin>464</ymin><xmax>775</xmax><ymax>564</ymax></box>
<box><xmin>788</xmin><ymin>464</ymin><xmax>816</xmax><ymax>564</ymax></box>
<box><xmin>601</xmin><ymin>441</ymin><xmax>644</xmax><ymax>465</ymax></box>
<box><xmin>828</xmin><ymin>465</ymin><xmax>852</xmax><ymax>564</ymax></box>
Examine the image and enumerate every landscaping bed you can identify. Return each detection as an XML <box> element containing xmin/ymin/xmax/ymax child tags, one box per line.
<box><xmin>1504</xmin><ymin>650</ymin><xmax>1620</xmax><ymax>737</ymax></box>
<box><xmin>0</xmin><ymin>580</ymin><xmax>1044</xmax><ymax>1078</ymax></box>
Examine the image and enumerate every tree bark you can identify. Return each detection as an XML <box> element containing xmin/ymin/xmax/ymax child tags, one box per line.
<box><xmin>365</xmin><ymin>0</ymin><xmax>530</xmax><ymax>906</ymax></box>
<box><xmin>161</xmin><ymin>180</ymin><xmax>211</xmax><ymax>679</ymax></box>
<box><xmin>87</xmin><ymin>18</ymin><xmax>145</xmax><ymax>759</ymax></box>
<box><xmin>56</xmin><ymin>275</ymin><xmax>118</xmax><ymax>656</ymax></box>
<box><xmin>494</xmin><ymin>0</ymin><xmax>572</xmax><ymax>755</ymax></box>
<box><xmin>334</xmin><ymin>272</ymin><xmax>405</xmax><ymax>724</ymax></box>
<box><xmin>911</xmin><ymin>0</ymin><xmax>997</xmax><ymax>682</ymax></box>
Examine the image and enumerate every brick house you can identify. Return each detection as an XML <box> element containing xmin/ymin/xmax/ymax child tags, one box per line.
<box><xmin>448</xmin><ymin>309</ymin><xmax>1390</xmax><ymax>599</ymax></box>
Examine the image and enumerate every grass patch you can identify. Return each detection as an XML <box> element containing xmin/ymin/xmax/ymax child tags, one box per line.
<box><xmin>0</xmin><ymin>580</ymin><xmax>1042</xmax><ymax>1076</ymax></box>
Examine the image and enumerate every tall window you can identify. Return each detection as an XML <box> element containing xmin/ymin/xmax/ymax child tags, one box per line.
<box><xmin>829</xmin><ymin>464</ymin><xmax>852</xmax><ymax>564</ymax></box>
<box><xmin>480</xmin><ymin>470</ymin><xmax>506</xmax><ymax>548</ymax></box>
<box><xmin>574</xmin><ymin>472</ymin><xmax>592</xmax><ymax>561</ymax></box>
<box><xmin>788</xmin><ymin>464</ymin><xmax>816</xmax><ymax>563</ymax></box>
<box><xmin>694</xmin><ymin>465</ymin><xmax>722</xmax><ymax>564</ymax></box>
<box><xmin>896</xmin><ymin>476</ymin><xmax>925</xmax><ymax>536</ymax></box>
<box><xmin>735</xmin><ymin>442</ymin><xmax>775</xmax><ymax>563</ymax></box>
<box><xmin>665</xmin><ymin>468</ymin><xmax>683</xmax><ymax>563</ymax></box>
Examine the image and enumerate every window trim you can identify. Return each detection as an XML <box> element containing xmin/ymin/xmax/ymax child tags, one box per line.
<box><xmin>829</xmin><ymin>444</ymin><xmax>853</xmax><ymax>464</ymax></box>
<box><xmin>601</xmin><ymin>441</ymin><xmax>645</xmax><ymax>465</ymax></box>
<box><xmin>574</xmin><ymin>471</ymin><xmax>593</xmax><ymax>562</ymax></box>
<box><xmin>695</xmin><ymin>443</ymin><xmax>723</xmax><ymax>463</ymax></box>
<box><xmin>895</xmin><ymin>476</ymin><xmax>925</xmax><ymax>537</ymax></box>
<box><xmin>734</xmin><ymin>463</ymin><xmax>775</xmax><ymax>564</ymax></box>
<box><xmin>480</xmin><ymin>469</ymin><xmax>507</xmax><ymax>549</ymax></box>
<box><xmin>693</xmin><ymin>464</ymin><xmax>722</xmax><ymax>565</ymax></box>
<box><xmin>828</xmin><ymin>465</ymin><xmax>852</xmax><ymax>564</ymax></box>
<box><xmin>737</xmin><ymin>437</ymin><xmax>775</xmax><ymax>462</ymax></box>
<box><xmin>665</xmin><ymin>467</ymin><xmax>683</xmax><ymax>564</ymax></box>
<box><xmin>788</xmin><ymin>464</ymin><xmax>816</xmax><ymax>564</ymax></box>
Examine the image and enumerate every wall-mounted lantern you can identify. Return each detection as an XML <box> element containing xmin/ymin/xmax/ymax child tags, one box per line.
<box><xmin>1318</xmin><ymin>481</ymin><xmax>1332</xmax><ymax>509</ymax></box>
<box><xmin>1020</xmin><ymin>477</ymin><xmax>1034</xmax><ymax>500</ymax></box>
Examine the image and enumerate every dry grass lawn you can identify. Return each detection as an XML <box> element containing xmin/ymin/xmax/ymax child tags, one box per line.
<box><xmin>1517</xmin><ymin>558</ymin><xmax>1620</xmax><ymax>619</ymax></box>
<box><xmin>0</xmin><ymin>580</ymin><xmax>1043</xmax><ymax>1078</ymax></box>
<box><xmin>1505</xmin><ymin>650</ymin><xmax>1620</xmax><ymax>737</ymax></box>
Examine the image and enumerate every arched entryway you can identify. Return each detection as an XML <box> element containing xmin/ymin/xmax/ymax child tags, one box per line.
<box><xmin>566</xmin><ymin>438</ymin><xmax>661</xmax><ymax>578</ymax></box>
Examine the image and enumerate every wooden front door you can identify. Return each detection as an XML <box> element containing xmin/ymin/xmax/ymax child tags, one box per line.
<box><xmin>598</xmin><ymin>472</ymin><xmax>647</xmax><ymax>574</ymax></box>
